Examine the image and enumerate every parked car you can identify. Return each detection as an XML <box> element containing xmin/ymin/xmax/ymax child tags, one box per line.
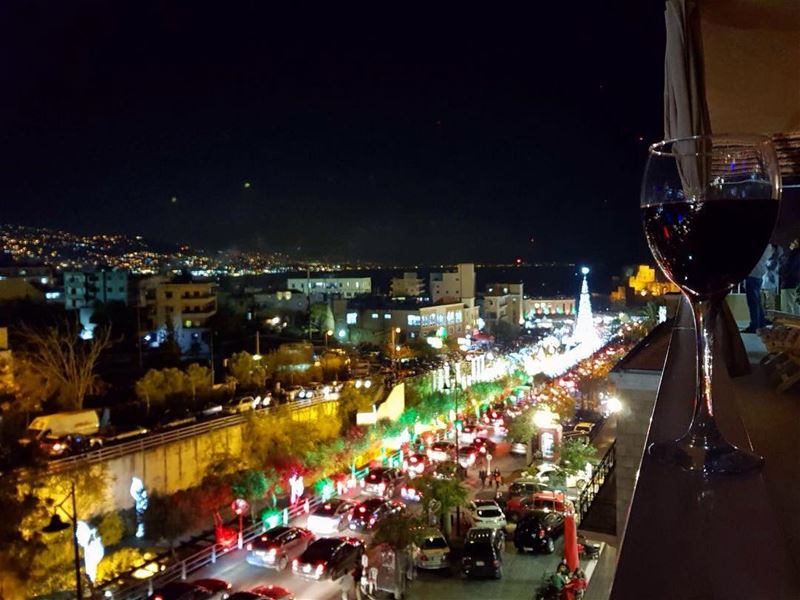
<box><xmin>22</xmin><ymin>410</ymin><xmax>100</xmax><ymax>442</ymax></box>
<box><xmin>513</xmin><ymin>510</ymin><xmax>565</xmax><ymax>554</ymax></box>
<box><xmin>363</xmin><ymin>467</ymin><xmax>401</xmax><ymax>498</ymax></box>
<box><xmin>292</xmin><ymin>537</ymin><xmax>364</xmax><ymax>580</ymax></box>
<box><xmin>190</xmin><ymin>579</ymin><xmax>232</xmax><ymax>600</ymax></box>
<box><xmin>96</xmin><ymin>425</ymin><xmax>149</xmax><ymax>446</ymax></box>
<box><xmin>462</xmin><ymin>527</ymin><xmax>504</xmax><ymax>579</ymax></box>
<box><xmin>199</xmin><ymin>401</ymin><xmax>224</xmax><ymax>418</ymax></box>
<box><xmin>307</xmin><ymin>499</ymin><xmax>356</xmax><ymax>535</ymax></box>
<box><xmin>467</xmin><ymin>500</ymin><xmax>507</xmax><ymax>530</ymax></box>
<box><xmin>284</xmin><ymin>386</ymin><xmax>304</xmax><ymax>401</ymax></box>
<box><xmin>432</xmin><ymin>460</ymin><xmax>459</xmax><ymax>480</ymax></box>
<box><xmin>246</xmin><ymin>526</ymin><xmax>314</xmax><ymax>570</ymax></box>
<box><xmin>224</xmin><ymin>396</ymin><xmax>259</xmax><ymax>415</ymax></box>
<box><xmin>348</xmin><ymin>498</ymin><xmax>405</xmax><ymax>532</ymax></box>
<box><xmin>509</xmin><ymin>440</ymin><xmax>529</xmax><ymax>456</ymax></box>
<box><xmin>249</xmin><ymin>586</ymin><xmax>294</xmax><ymax>600</ymax></box>
<box><xmin>427</xmin><ymin>441</ymin><xmax>455</xmax><ymax>462</ymax></box>
<box><xmin>156</xmin><ymin>408</ymin><xmax>197</xmax><ymax>430</ymax></box>
<box><xmin>412</xmin><ymin>527</ymin><xmax>451</xmax><ymax>571</ymax></box>
<box><xmin>535</xmin><ymin>463</ymin><xmax>589</xmax><ymax>491</ymax></box>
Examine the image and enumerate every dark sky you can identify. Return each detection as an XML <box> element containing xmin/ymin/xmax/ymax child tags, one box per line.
<box><xmin>0</xmin><ymin>1</ymin><xmax>665</xmax><ymax>267</ymax></box>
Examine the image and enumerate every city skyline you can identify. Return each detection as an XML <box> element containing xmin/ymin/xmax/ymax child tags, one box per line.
<box><xmin>0</xmin><ymin>2</ymin><xmax>663</xmax><ymax>268</ymax></box>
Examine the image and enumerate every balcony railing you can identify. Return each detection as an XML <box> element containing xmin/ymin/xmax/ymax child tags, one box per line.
<box><xmin>592</xmin><ymin>300</ymin><xmax>800</xmax><ymax>599</ymax></box>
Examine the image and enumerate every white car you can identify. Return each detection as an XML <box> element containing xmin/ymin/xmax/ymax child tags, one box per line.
<box><xmin>467</xmin><ymin>500</ymin><xmax>507</xmax><ymax>529</ymax></box>
<box><xmin>306</xmin><ymin>499</ymin><xmax>356</xmax><ymax>534</ymax></box>
<box><xmin>224</xmin><ymin>396</ymin><xmax>259</xmax><ymax>414</ymax></box>
<box><xmin>535</xmin><ymin>462</ymin><xmax>589</xmax><ymax>490</ymax></box>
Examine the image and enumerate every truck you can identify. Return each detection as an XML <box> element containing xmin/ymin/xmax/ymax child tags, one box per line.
<box><xmin>20</xmin><ymin>410</ymin><xmax>101</xmax><ymax>457</ymax></box>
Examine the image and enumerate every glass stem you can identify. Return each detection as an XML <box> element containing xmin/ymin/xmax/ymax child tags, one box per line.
<box><xmin>688</xmin><ymin>296</ymin><xmax>722</xmax><ymax>446</ymax></box>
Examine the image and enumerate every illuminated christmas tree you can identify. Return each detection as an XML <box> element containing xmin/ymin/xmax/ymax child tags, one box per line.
<box><xmin>573</xmin><ymin>267</ymin><xmax>600</xmax><ymax>348</ymax></box>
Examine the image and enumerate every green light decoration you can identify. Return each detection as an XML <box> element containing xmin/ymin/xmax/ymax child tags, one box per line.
<box><xmin>315</xmin><ymin>479</ymin><xmax>335</xmax><ymax>502</ymax></box>
<box><xmin>437</xmin><ymin>326</ymin><xmax>447</xmax><ymax>339</ymax></box>
<box><xmin>261</xmin><ymin>509</ymin><xmax>283</xmax><ymax>531</ymax></box>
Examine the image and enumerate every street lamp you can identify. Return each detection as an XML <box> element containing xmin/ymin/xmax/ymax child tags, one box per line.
<box><xmin>443</xmin><ymin>374</ymin><xmax>463</xmax><ymax>534</ymax></box>
<box><xmin>325</xmin><ymin>329</ymin><xmax>333</xmax><ymax>349</ymax></box>
<box><xmin>390</xmin><ymin>327</ymin><xmax>401</xmax><ymax>375</ymax></box>
<box><xmin>42</xmin><ymin>481</ymin><xmax>82</xmax><ymax>599</ymax></box>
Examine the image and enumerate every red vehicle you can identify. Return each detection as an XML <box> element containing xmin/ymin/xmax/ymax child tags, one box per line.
<box><xmin>505</xmin><ymin>491</ymin><xmax>570</xmax><ymax>522</ymax></box>
<box><xmin>403</xmin><ymin>453</ymin><xmax>429</xmax><ymax>477</ymax></box>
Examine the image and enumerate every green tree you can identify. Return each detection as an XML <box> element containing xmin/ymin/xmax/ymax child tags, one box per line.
<box><xmin>231</xmin><ymin>469</ymin><xmax>268</xmax><ymax>521</ymax></box>
<box><xmin>558</xmin><ymin>438</ymin><xmax>599</xmax><ymax>477</ymax></box>
<box><xmin>507</xmin><ymin>410</ymin><xmax>537</xmax><ymax>445</ymax></box>
<box><xmin>372</xmin><ymin>512</ymin><xmax>422</xmax><ymax>597</ymax></box>
<box><xmin>415</xmin><ymin>475</ymin><xmax>468</xmax><ymax>539</ymax></box>
<box><xmin>0</xmin><ymin>470</ymin><xmax>44</xmax><ymax>598</ymax></box>
<box><xmin>309</xmin><ymin>303</ymin><xmax>334</xmax><ymax>335</ymax></box>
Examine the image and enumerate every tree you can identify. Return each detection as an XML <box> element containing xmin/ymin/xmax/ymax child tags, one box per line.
<box><xmin>415</xmin><ymin>475</ymin><xmax>468</xmax><ymax>539</ymax></box>
<box><xmin>228</xmin><ymin>351</ymin><xmax>268</xmax><ymax>390</ymax></box>
<box><xmin>96</xmin><ymin>512</ymin><xmax>126</xmax><ymax>547</ymax></box>
<box><xmin>143</xmin><ymin>492</ymin><xmax>191</xmax><ymax>554</ymax></box>
<box><xmin>0</xmin><ymin>469</ymin><xmax>44</xmax><ymax>598</ymax></box>
<box><xmin>231</xmin><ymin>469</ymin><xmax>268</xmax><ymax>522</ymax></box>
<box><xmin>18</xmin><ymin>322</ymin><xmax>112</xmax><ymax>410</ymax></box>
<box><xmin>372</xmin><ymin>512</ymin><xmax>422</xmax><ymax>598</ymax></box>
<box><xmin>558</xmin><ymin>438</ymin><xmax>598</xmax><ymax>478</ymax></box>
<box><xmin>309</xmin><ymin>303</ymin><xmax>334</xmax><ymax>335</ymax></box>
<box><xmin>185</xmin><ymin>363</ymin><xmax>212</xmax><ymax>401</ymax></box>
<box><xmin>135</xmin><ymin>369</ymin><xmax>166</xmax><ymax>413</ymax></box>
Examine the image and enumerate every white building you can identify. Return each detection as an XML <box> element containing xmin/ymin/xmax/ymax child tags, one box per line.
<box><xmin>287</xmin><ymin>276</ymin><xmax>371</xmax><ymax>299</ymax></box>
<box><xmin>524</xmin><ymin>296</ymin><xmax>577</xmax><ymax>318</ymax></box>
<box><xmin>390</xmin><ymin>272</ymin><xmax>425</xmax><ymax>298</ymax></box>
<box><xmin>430</xmin><ymin>263</ymin><xmax>475</xmax><ymax>304</ymax></box>
<box><xmin>483</xmin><ymin>282</ymin><xmax>524</xmax><ymax>333</ymax></box>
<box><xmin>64</xmin><ymin>270</ymin><xmax>128</xmax><ymax>309</ymax></box>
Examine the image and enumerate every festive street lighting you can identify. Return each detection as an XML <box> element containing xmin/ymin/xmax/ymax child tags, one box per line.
<box><xmin>232</xmin><ymin>498</ymin><xmax>249</xmax><ymax>550</ymax></box>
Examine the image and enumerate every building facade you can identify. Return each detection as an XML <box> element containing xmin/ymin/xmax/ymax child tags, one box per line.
<box><xmin>482</xmin><ymin>282</ymin><xmax>524</xmax><ymax>333</ymax></box>
<box><xmin>430</xmin><ymin>263</ymin><xmax>475</xmax><ymax>304</ymax></box>
<box><xmin>523</xmin><ymin>296</ymin><xmax>576</xmax><ymax>318</ymax></box>
<box><xmin>287</xmin><ymin>276</ymin><xmax>371</xmax><ymax>299</ymax></box>
<box><xmin>390</xmin><ymin>272</ymin><xmax>425</xmax><ymax>298</ymax></box>
<box><xmin>63</xmin><ymin>270</ymin><xmax>128</xmax><ymax>309</ymax></box>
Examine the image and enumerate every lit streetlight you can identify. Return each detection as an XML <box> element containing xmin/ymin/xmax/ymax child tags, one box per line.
<box><xmin>42</xmin><ymin>481</ymin><xmax>83</xmax><ymax>599</ymax></box>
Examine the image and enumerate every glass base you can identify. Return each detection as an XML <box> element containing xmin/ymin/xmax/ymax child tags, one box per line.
<box><xmin>648</xmin><ymin>435</ymin><xmax>764</xmax><ymax>475</ymax></box>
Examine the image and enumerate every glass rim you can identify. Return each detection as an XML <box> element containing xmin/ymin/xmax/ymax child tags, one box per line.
<box><xmin>648</xmin><ymin>133</ymin><xmax>773</xmax><ymax>157</ymax></box>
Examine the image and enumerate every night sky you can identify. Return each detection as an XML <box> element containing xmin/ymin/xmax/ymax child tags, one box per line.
<box><xmin>0</xmin><ymin>2</ymin><xmax>665</xmax><ymax>267</ymax></box>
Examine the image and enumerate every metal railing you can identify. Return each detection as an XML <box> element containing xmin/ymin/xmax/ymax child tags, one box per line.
<box><xmin>575</xmin><ymin>440</ymin><xmax>616</xmax><ymax>524</ymax></box>
<box><xmin>99</xmin><ymin>450</ymin><xmax>402</xmax><ymax>600</ymax></box>
<box><xmin>44</xmin><ymin>397</ymin><xmax>335</xmax><ymax>474</ymax></box>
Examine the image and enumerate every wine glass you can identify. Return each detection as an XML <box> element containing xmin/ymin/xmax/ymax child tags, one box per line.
<box><xmin>641</xmin><ymin>134</ymin><xmax>781</xmax><ymax>475</ymax></box>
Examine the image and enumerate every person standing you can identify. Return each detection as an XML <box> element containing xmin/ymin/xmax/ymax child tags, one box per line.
<box><xmin>743</xmin><ymin>245</ymin><xmax>771</xmax><ymax>332</ymax></box>
<box><xmin>478</xmin><ymin>467</ymin><xmax>487</xmax><ymax>488</ymax></box>
<box><xmin>762</xmin><ymin>243</ymin><xmax>783</xmax><ymax>312</ymax></box>
<box><xmin>781</xmin><ymin>239</ymin><xmax>800</xmax><ymax>315</ymax></box>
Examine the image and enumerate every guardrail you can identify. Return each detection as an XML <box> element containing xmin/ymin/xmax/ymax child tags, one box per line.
<box><xmin>45</xmin><ymin>397</ymin><xmax>334</xmax><ymax>474</ymax></box>
<box><xmin>575</xmin><ymin>440</ymin><xmax>616</xmax><ymax>524</ymax></box>
<box><xmin>100</xmin><ymin>450</ymin><xmax>402</xmax><ymax>600</ymax></box>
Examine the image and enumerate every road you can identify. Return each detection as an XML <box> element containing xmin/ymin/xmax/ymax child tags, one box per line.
<box><xmin>185</xmin><ymin>435</ymin><xmax>591</xmax><ymax>600</ymax></box>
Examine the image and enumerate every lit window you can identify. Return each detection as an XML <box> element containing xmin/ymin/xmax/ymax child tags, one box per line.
<box><xmin>407</xmin><ymin>315</ymin><xmax>421</xmax><ymax>327</ymax></box>
<box><xmin>372</xmin><ymin>313</ymin><xmax>379</xmax><ymax>319</ymax></box>
<box><xmin>184</xmin><ymin>320</ymin><xmax>192</xmax><ymax>328</ymax></box>
<box><xmin>384</xmin><ymin>313</ymin><xmax>391</xmax><ymax>319</ymax></box>
<box><xmin>346</xmin><ymin>312</ymin><xmax>358</xmax><ymax>325</ymax></box>
<box><xmin>356</xmin><ymin>282</ymin><xmax>360</xmax><ymax>288</ymax></box>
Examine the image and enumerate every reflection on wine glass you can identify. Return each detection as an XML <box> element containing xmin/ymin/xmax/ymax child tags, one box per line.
<box><xmin>641</xmin><ymin>134</ymin><xmax>781</xmax><ymax>475</ymax></box>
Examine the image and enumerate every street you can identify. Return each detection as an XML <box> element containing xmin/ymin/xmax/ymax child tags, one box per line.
<box><xmin>185</xmin><ymin>424</ymin><xmax>608</xmax><ymax>600</ymax></box>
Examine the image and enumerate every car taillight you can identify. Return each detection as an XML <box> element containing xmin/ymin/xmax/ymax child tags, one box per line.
<box><xmin>292</xmin><ymin>559</ymin><xmax>299</xmax><ymax>569</ymax></box>
<box><xmin>154</xmin><ymin>596</ymin><xmax>163</xmax><ymax>600</ymax></box>
<box><xmin>493</xmin><ymin>560</ymin><xmax>499</xmax><ymax>567</ymax></box>
<box><xmin>267</xmin><ymin>547</ymin><xmax>277</xmax><ymax>557</ymax></box>
<box><xmin>420</xmin><ymin>554</ymin><xmax>428</xmax><ymax>561</ymax></box>
<box><xmin>52</xmin><ymin>442</ymin><xmax>63</xmax><ymax>452</ymax></box>
<box><xmin>359</xmin><ymin>506</ymin><xmax>366</xmax><ymax>513</ymax></box>
<box><xmin>316</xmin><ymin>564</ymin><xmax>325</xmax><ymax>575</ymax></box>
<box><xmin>246</xmin><ymin>543</ymin><xmax>253</xmax><ymax>550</ymax></box>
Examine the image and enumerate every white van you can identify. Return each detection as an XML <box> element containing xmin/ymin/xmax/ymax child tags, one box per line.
<box><xmin>25</xmin><ymin>410</ymin><xmax>100</xmax><ymax>440</ymax></box>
